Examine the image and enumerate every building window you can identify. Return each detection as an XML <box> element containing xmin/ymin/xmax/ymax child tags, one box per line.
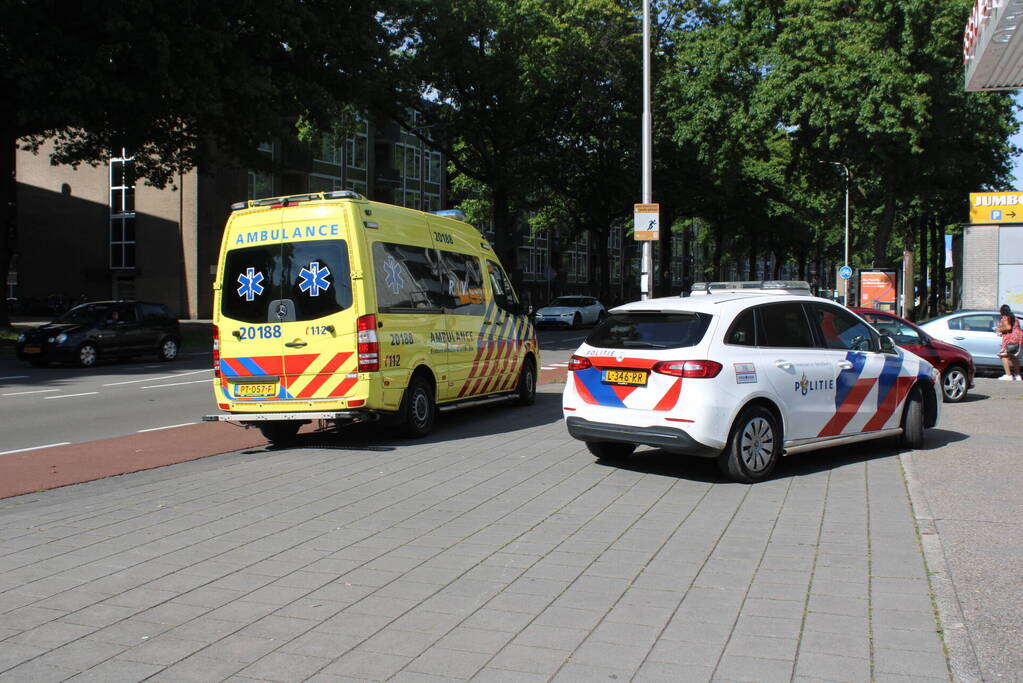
<box><xmin>427</xmin><ymin>151</ymin><xmax>442</xmax><ymax>184</ymax></box>
<box><xmin>109</xmin><ymin>153</ymin><xmax>136</xmax><ymax>270</ymax></box>
<box><xmin>248</xmin><ymin>142</ymin><xmax>275</xmax><ymax>199</ymax></box>
<box><xmin>316</xmin><ymin>135</ymin><xmax>342</xmax><ymax>165</ymax></box>
<box><xmin>402</xmin><ymin>189</ymin><xmax>421</xmax><ymax>209</ymax></box>
<box><xmin>309</xmin><ymin>174</ymin><xmax>343</xmax><ymax>192</ymax></box>
<box><xmin>347</xmin><ymin>179</ymin><xmax>368</xmax><ymax>196</ymax></box>
<box><xmin>566</xmin><ymin>233</ymin><xmax>588</xmax><ymax>283</ymax></box>
<box><xmin>424</xmin><ymin>192</ymin><xmax>441</xmax><ymax>212</ymax></box>
<box><xmin>346</xmin><ymin>115</ymin><xmax>368</xmax><ymax>170</ymax></box>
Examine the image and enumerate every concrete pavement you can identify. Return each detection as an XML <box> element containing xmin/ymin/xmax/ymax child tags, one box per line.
<box><xmin>0</xmin><ymin>383</ymin><xmax>971</xmax><ymax>682</ymax></box>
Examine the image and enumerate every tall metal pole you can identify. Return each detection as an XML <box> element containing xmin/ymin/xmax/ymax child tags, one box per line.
<box><xmin>843</xmin><ymin>164</ymin><xmax>850</xmax><ymax>304</ymax></box>
<box><xmin>640</xmin><ymin>0</ymin><xmax>653</xmax><ymax>300</ymax></box>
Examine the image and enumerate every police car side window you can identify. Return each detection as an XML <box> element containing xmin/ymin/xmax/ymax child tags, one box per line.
<box><xmin>810</xmin><ymin>304</ymin><xmax>878</xmax><ymax>352</ymax></box>
<box><xmin>725</xmin><ymin>308</ymin><xmax>757</xmax><ymax>346</ymax></box>
<box><xmin>373</xmin><ymin>242</ymin><xmax>444</xmax><ymax>313</ymax></box>
<box><xmin>757</xmin><ymin>303</ymin><xmax>815</xmax><ymax>348</ymax></box>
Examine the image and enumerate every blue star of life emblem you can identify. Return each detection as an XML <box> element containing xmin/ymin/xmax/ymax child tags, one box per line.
<box><xmin>237</xmin><ymin>267</ymin><xmax>265</xmax><ymax>302</ymax></box>
<box><xmin>384</xmin><ymin>256</ymin><xmax>404</xmax><ymax>295</ymax></box>
<box><xmin>298</xmin><ymin>262</ymin><xmax>331</xmax><ymax>296</ymax></box>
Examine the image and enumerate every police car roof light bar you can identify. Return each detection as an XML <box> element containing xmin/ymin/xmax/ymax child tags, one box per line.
<box><xmin>688</xmin><ymin>280</ymin><xmax>812</xmax><ymax>296</ymax></box>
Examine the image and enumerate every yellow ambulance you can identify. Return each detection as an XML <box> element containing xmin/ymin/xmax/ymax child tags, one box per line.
<box><xmin>203</xmin><ymin>190</ymin><xmax>538</xmax><ymax>444</ymax></box>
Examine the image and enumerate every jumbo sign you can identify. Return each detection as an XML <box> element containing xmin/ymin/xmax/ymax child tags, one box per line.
<box><xmin>969</xmin><ymin>192</ymin><xmax>1023</xmax><ymax>223</ymax></box>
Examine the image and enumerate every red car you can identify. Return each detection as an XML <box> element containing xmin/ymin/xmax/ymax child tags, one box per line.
<box><xmin>852</xmin><ymin>307</ymin><xmax>975</xmax><ymax>403</ymax></box>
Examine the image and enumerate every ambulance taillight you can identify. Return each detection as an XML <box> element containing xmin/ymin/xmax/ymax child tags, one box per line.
<box><xmin>357</xmin><ymin>315</ymin><xmax>379</xmax><ymax>371</ymax></box>
<box><xmin>212</xmin><ymin>326</ymin><xmax>221</xmax><ymax>377</ymax></box>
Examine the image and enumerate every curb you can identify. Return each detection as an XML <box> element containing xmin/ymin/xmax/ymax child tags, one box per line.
<box><xmin>901</xmin><ymin>452</ymin><xmax>983</xmax><ymax>683</ymax></box>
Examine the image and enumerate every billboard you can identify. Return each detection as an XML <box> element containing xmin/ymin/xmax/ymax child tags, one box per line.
<box><xmin>859</xmin><ymin>270</ymin><xmax>898</xmax><ymax>311</ymax></box>
<box><xmin>969</xmin><ymin>192</ymin><xmax>1023</xmax><ymax>223</ymax></box>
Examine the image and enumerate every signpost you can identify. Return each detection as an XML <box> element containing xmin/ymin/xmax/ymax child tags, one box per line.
<box><xmin>634</xmin><ymin>204</ymin><xmax>660</xmax><ymax>241</ymax></box>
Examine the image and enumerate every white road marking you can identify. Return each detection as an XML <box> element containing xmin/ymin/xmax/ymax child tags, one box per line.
<box><xmin>44</xmin><ymin>392</ymin><xmax>99</xmax><ymax>400</ymax></box>
<box><xmin>140</xmin><ymin>379</ymin><xmax>211</xmax><ymax>389</ymax></box>
<box><xmin>2</xmin><ymin>389</ymin><xmax>60</xmax><ymax>396</ymax></box>
<box><xmin>103</xmin><ymin>369</ymin><xmax>212</xmax><ymax>386</ymax></box>
<box><xmin>0</xmin><ymin>442</ymin><xmax>72</xmax><ymax>455</ymax></box>
<box><xmin>0</xmin><ymin>376</ymin><xmax>30</xmax><ymax>381</ymax></box>
<box><xmin>137</xmin><ymin>422</ymin><xmax>197</xmax><ymax>433</ymax></box>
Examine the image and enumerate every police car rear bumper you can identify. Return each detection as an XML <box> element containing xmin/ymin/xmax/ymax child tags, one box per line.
<box><xmin>565</xmin><ymin>416</ymin><xmax>720</xmax><ymax>458</ymax></box>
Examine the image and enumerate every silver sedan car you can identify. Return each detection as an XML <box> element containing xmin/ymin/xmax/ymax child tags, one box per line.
<box><xmin>918</xmin><ymin>309</ymin><xmax>1023</xmax><ymax>373</ymax></box>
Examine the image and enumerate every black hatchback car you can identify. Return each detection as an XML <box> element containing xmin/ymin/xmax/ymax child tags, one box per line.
<box><xmin>16</xmin><ymin>301</ymin><xmax>180</xmax><ymax>367</ymax></box>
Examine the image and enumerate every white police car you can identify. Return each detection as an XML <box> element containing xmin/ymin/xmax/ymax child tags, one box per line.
<box><xmin>562</xmin><ymin>282</ymin><xmax>941</xmax><ymax>482</ymax></box>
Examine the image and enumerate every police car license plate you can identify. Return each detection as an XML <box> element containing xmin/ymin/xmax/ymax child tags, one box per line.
<box><xmin>23</xmin><ymin>346</ymin><xmax>41</xmax><ymax>354</ymax></box>
<box><xmin>602</xmin><ymin>369</ymin><xmax>647</xmax><ymax>386</ymax></box>
<box><xmin>234</xmin><ymin>383</ymin><xmax>277</xmax><ymax>398</ymax></box>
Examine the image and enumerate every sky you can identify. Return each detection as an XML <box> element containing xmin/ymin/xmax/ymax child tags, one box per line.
<box><xmin>1011</xmin><ymin>92</ymin><xmax>1023</xmax><ymax>190</ymax></box>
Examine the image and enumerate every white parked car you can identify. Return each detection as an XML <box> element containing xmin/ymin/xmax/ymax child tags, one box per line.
<box><xmin>534</xmin><ymin>296</ymin><xmax>607</xmax><ymax>328</ymax></box>
<box><xmin>562</xmin><ymin>287</ymin><xmax>941</xmax><ymax>482</ymax></box>
<box><xmin>918</xmin><ymin>309</ymin><xmax>1023</xmax><ymax>373</ymax></box>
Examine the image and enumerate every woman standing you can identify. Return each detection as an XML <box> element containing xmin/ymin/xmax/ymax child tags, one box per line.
<box><xmin>996</xmin><ymin>304</ymin><xmax>1023</xmax><ymax>380</ymax></box>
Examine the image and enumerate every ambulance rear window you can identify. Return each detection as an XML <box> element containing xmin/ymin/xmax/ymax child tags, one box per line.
<box><xmin>586</xmin><ymin>312</ymin><xmax>712</xmax><ymax>350</ymax></box>
<box><xmin>221</xmin><ymin>239</ymin><xmax>352</xmax><ymax>323</ymax></box>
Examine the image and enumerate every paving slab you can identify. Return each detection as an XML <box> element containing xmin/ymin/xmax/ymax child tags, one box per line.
<box><xmin>0</xmin><ymin>386</ymin><xmax>953</xmax><ymax>681</ymax></box>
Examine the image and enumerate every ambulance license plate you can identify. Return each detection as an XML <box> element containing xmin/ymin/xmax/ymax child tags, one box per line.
<box><xmin>602</xmin><ymin>369</ymin><xmax>647</xmax><ymax>386</ymax></box>
<box><xmin>23</xmin><ymin>346</ymin><xmax>41</xmax><ymax>354</ymax></box>
<box><xmin>234</xmin><ymin>383</ymin><xmax>277</xmax><ymax>398</ymax></box>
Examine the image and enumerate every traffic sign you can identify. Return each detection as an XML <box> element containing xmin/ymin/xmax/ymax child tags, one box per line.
<box><xmin>839</xmin><ymin>265</ymin><xmax>853</xmax><ymax>280</ymax></box>
<box><xmin>634</xmin><ymin>203</ymin><xmax>659</xmax><ymax>241</ymax></box>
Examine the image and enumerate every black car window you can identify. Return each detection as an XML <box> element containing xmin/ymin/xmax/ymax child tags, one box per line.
<box><xmin>809</xmin><ymin>303</ymin><xmax>877</xmax><ymax>352</ymax></box>
<box><xmin>284</xmin><ymin>240</ymin><xmax>353</xmax><ymax>321</ymax></box>
<box><xmin>141</xmin><ymin>303</ymin><xmax>172</xmax><ymax>321</ymax></box>
<box><xmin>587</xmin><ymin>312</ymin><xmax>712</xmax><ymax>349</ymax></box>
<box><xmin>113</xmin><ymin>303</ymin><xmax>138</xmax><ymax>323</ymax></box>
<box><xmin>55</xmin><ymin>304</ymin><xmax>111</xmax><ymax>324</ymax></box>
<box><xmin>757</xmin><ymin>303</ymin><xmax>815</xmax><ymax>348</ymax></box>
<box><xmin>725</xmin><ymin>308</ymin><xmax>757</xmax><ymax>346</ymax></box>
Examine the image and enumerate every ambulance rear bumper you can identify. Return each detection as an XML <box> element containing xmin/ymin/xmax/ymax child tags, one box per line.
<box><xmin>203</xmin><ymin>411</ymin><xmax>373</xmax><ymax>423</ymax></box>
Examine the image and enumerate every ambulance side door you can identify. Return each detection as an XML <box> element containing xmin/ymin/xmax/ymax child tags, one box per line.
<box><xmin>435</xmin><ymin>247</ymin><xmax>486</xmax><ymax>402</ymax></box>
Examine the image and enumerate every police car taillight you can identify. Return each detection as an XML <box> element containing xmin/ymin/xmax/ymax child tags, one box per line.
<box><xmin>653</xmin><ymin>360</ymin><xmax>722</xmax><ymax>378</ymax></box>
<box><xmin>212</xmin><ymin>326</ymin><xmax>221</xmax><ymax>377</ymax></box>
<box><xmin>357</xmin><ymin>315</ymin><xmax>380</xmax><ymax>371</ymax></box>
<box><xmin>568</xmin><ymin>355</ymin><xmax>592</xmax><ymax>371</ymax></box>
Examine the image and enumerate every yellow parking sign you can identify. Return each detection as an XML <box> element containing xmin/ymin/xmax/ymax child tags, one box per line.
<box><xmin>634</xmin><ymin>203</ymin><xmax>659</xmax><ymax>241</ymax></box>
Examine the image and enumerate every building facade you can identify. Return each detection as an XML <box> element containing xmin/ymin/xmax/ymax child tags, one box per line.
<box><xmin>12</xmin><ymin>115</ymin><xmax>447</xmax><ymax>319</ymax></box>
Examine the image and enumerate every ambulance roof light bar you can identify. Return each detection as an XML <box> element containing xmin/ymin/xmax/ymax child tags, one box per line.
<box><xmin>433</xmin><ymin>209</ymin><xmax>467</xmax><ymax>222</ymax></box>
<box><xmin>231</xmin><ymin>190</ymin><xmax>364</xmax><ymax>211</ymax></box>
<box><xmin>688</xmin><ymin>280</ymin><xmax>813</xmax><ymax>296</ymax></box>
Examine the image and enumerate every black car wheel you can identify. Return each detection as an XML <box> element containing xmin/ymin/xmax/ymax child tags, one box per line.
<box><xmin>514</xmin><ymin>359</ymin><xmax>537</xmax><ymax>406</ymax></box>
<box><xmin>900</xmin><ymin>386</ymin><xmax>925</xmax><ymax>448</ymax></box>
<box><xmin>158</xmin><ymin>337</ymin><xmax>179</xmax><ymax>362</ymax></box>
<box><xmin>717</xmin><ymin>405</ymin><xmax>780</xmax><ymax>483</ymax></box>
<box><xmin>77</xmin><ymin>342</ymin><xmax>98</xmax><ymax>368</ymax></box>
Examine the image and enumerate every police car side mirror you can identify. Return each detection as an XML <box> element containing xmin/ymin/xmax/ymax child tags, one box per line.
<box><xmin>879</xmin><ymin>333</ymin><xmax>897</xmax><ymax>354</ymax></box>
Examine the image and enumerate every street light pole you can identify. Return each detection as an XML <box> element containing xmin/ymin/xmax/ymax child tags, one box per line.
<box><xmin>841</xmin><ymin>163</ymin><xmax>850</xmax><ymax>304</ymax></box>
<box><xmin>640</xmin><ymin>0</ymin><xmax>653</xmax><ymax>300</ymax></box>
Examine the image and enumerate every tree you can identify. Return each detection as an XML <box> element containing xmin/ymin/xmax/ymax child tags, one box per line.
<box><xmin>1</xmin><ymin>0</ymin><xmax>395</xmax><ymax>329</ymax></box>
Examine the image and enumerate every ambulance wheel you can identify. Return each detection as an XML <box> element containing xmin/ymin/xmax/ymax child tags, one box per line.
<box><xmin>77</xmin><ymin>343</ymin><xmax>98</xmax><ymax>368</ymax></box>
<box><xmin>157</xmin><ymin>337</ymin><xmax>179</xmax><ymax>362</ymax></box>
<box><xmin>587</xmin><ymin>441</ymin><xmax>636</xmax><ymax>460</ymax></box>
<box><xmin>401</xmin><ymin>375</ymin><xmax>435</xmax><ymax>438</ymax></box>
<box><xmin>718</xmin><ymin>405</ymin><xmax>780</xmax><ymax>483</ymax></box>
<box><xmin>900</xmin><ymin>386</ymin><xmax>924</xmax><ymax>448</ymax></box>
<box><xmin>514</xmin><ymin>359</ymin><xmax>537</xmax><ymax>406</ymax></box>
<box><xmin>259</xmin><ymin>421</ymin><xmax>300</xmax><ymax>445</ymax></box>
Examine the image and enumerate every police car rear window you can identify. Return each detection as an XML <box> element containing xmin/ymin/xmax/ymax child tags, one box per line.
<box><xmin>586</xmin><ymin>312</ymin><xmax>711</xmax><ymax>349</ymax></box>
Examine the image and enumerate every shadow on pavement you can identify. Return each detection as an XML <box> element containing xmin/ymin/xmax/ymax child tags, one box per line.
<box><xmin>247</xmin><ymin>392</ymin><xmax>566</xmax><ymax>453</ymax></box>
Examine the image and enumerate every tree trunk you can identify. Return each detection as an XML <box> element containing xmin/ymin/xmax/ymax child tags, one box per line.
<box><xmin>713</xmin><ymin>227</ymin><xmax>723</xmax><ymax>280</ymax></box>
<box><xmin>656</xmin><ymin>216</ymin><xmax>673</xmax><ymax>297</ymax></box>
<box><xmin>937</xmin><ymin>220</ymin><xmax>947</xmax><ymax>313</ymax></box>
<box><xmin>591</xmin><ymin>227</ymin><xmax>612</xmax><ymax>304</ymax></box>
<box><xmin>491</xmin><ymin>183</ymin><xmax>516</xmax><ymax>279</ymax></box>
<box><xmin>929</xmin><ymin>217</ymin><xmax>941</xmax><ymax>316</ymax></box>
<box><xmin>917</xmin><ymin>215</ymin><xmax>928</xmax><ymax>319</ymax></box>
<box><xmin>873</xmin><ymin>175</ymin><xmax>896</xmax><ymax>266</ymax></box>
<box><xmin>0</xmin><ymin>129</ymin><xmax>16</xmax><ymax>330</ymax></box>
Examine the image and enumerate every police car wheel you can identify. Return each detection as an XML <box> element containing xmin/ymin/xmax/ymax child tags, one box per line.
<box><xmin>900</xmin><ymin>386</ymin><xmax>924</xmax><ymax>448</ymax></box>
<box><xmin>401</xmin><ymin>376</ymin><xmax>435</xmax><ymax>438</ymax></box>
<box><xmin>77</xmin><ymin>343</ymin><xmax>98</xmax><ymax>368</ymax></box>
<box><xmin>718</xmin><ymin>406</ymin><xmax>780</xmax><ymax>483</ymax></box>
<box><xmin>258</xmin><ymin>421</ymin><xmax>300</xmax><ymax>445</ymax></box>
<box><xmin>158</xmin><ymin>337</ymin><xmax>179</xmax><ymax>362</ymax></box>
<box><xmin>514</xmin><ymin>360</ymin><xmax>536</xmax><ymax>406</ymax></box>
<box><xmin>586</xmin><ymin>441</ymin><xmax>636</xmax><ymax>460</ymax></box>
